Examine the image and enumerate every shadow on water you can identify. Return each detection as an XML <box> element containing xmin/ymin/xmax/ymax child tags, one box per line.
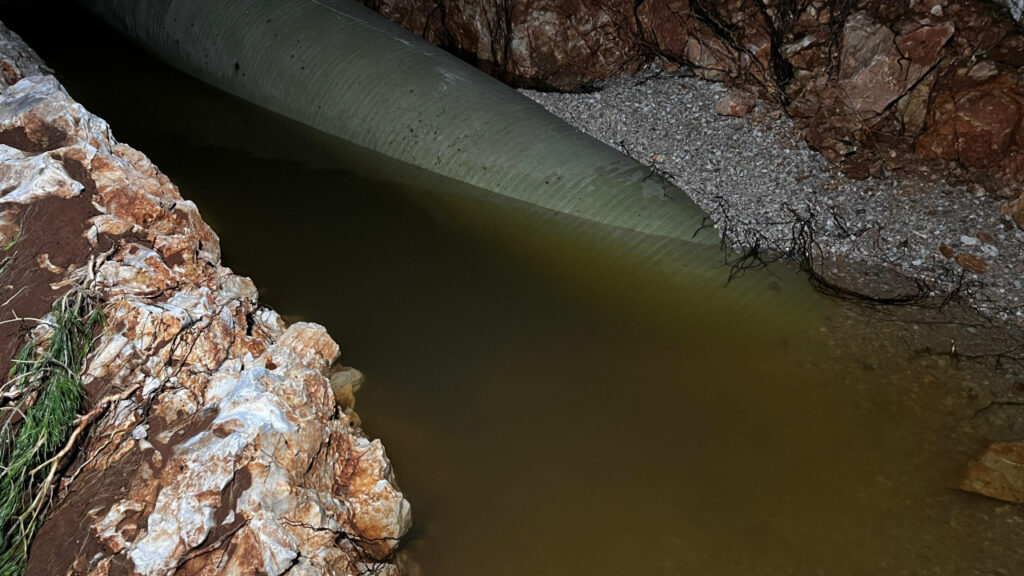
<box><xmin>5</xmin><ymin>2</ymin><xmax>1024</xmax><ymax>574</ymax></box>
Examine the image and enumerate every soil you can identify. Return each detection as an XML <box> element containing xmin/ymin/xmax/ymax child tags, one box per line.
<box><xmin>0</xmin><ymin>188</ymin><xmax>99</xmax><ymax>379</ymax></box>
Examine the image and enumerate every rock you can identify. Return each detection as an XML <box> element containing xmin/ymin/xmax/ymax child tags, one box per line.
<box><xmin>955</xmin><ymin>252</ymin><xmax>989</xmax><ymax>273</ymax></box>
<box><xmin>939</xmin><ymin>243</ymin><xmax>955</xmax><ymax>258</ymax></box>
<box><xmin>916</xmin><ymin>91</ymin><xmax>960</xmax><ymax>161</ymax></box>
<box><xmin>0</xmin><ymin>27</ymin><xmax>410</xmax><ymax>576</ymax></box>
<box><xmin>837</xmin><ymin>12</ymin><xmax>953</xmax><ymax>116</ymax></box>
<box><xmin>366</xmin><ymin>0</ymin><xmax>642</xmax><ymax>90</ymax></box>
<box><xmin>954</xmin><ymin>81</ymin><xmax>1021</xmax><ymax>169</ymax></box>
<box><xmin>329</xmin><ymin>366</ymin><xmax>365</xmax><ymax>409</ymax></box>
<box><xmin>961</xmin><ymin>442</ymin><xmax>1024</xmax><ymax>503</ymax></box>
<box><xmin>715</xmin><ymin>90</ymin><xmax>756</xmax><ymax>117</ymax></box>
<box><xmin>898</xmin><ymin>72</ymin><xmax>936</xmax><ymax>137</ymax></box>
<box><xmin>995</xmin><ymin>0</ymin><xmax>1024</xmax><ymax>23</ymax></box>
<box><xmin>1002</xmin><ymin>194</ymin><xmax>1024</xmax><ymax>229</ymax></box>
<box><xmin>0</xmin><ymin>20</ymin><xmax>50</xmax><ymax>88</ymax></box>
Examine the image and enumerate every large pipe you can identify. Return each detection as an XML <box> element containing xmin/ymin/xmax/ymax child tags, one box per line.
<box><xmin>80</xmin><ymin>0</ymin><xmax>717</xmax><ymax>246</ymax></box>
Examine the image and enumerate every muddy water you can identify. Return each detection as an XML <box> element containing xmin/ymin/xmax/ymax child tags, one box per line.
<box><xmin>6</xmin><ymin>3</ymin><xmax>1024</xmax><ymax>574</ymax></box>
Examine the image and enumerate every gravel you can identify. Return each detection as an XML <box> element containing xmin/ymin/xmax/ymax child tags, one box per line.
<box><xmin>522</xmin><ymin>73</ymin><xmax>1024</xmax><ymax>324</ymax></box>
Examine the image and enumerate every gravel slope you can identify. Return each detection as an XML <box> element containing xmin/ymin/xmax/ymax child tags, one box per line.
<box><xmin>523</xmin><ymin>74</ymin><xmax>1024</xmax><ymax>324</ymax></box>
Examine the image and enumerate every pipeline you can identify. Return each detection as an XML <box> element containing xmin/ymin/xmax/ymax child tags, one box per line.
<box><xmin>80</xmin><ymin>0</ymin><xmax>717</xmax><ymax>246</ymax></box>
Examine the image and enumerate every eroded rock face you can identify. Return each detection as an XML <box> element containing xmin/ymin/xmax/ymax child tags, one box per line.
<box><xmin>363</xmin><ymin>0</ymin><xmax>1024</xmax><ymax>217</ymax></box>
<box><xmin>0</xmin><ymin>24</ymin><xmax>409</xmax><ymax>576</ymax></box>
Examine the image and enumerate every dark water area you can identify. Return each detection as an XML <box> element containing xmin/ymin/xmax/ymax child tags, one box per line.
<box><xmin>4</xmin><ymin>2</ymin><xmax>1024</xmax><ymax>574</ymax></box>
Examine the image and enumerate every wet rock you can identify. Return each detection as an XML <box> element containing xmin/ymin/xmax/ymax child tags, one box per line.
<box><xmin>961</xmin><ymin>442</ymin><xmax>1024</xmax><ymax>503</ymax></box>
<box><xmin>715</xmin><ymin>90</ymin><xmax>756</xmax><ymax>118</ymax></box>
<box><xmin>0</xmin><ymin>27</ymin><xmax>409</xmax><ymax>576</ymax></box>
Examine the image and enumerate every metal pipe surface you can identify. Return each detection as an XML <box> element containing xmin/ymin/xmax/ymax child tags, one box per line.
<box><xmin>81</xmin><ymin>0</ymin><xmax>718</xmax><ymax>246</ymax></box>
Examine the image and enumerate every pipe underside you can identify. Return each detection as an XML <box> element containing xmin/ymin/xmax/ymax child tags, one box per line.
<box><xmin>80</xmin><ymin>0</ymin><xmax>718</xmax><ymax>247</ymax></box>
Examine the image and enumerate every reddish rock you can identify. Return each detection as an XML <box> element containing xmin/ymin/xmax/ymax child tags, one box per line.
<box><xmin>955</xmin><ymin>252</ymin><xmax>989</xmax><ymax>273</ymax></box>
<box><xmin>841</xmin><ymin>159</ymin><xmax>872</xmax><ymax>180</ymax></box>
<box><xmin>715</xmin><ymin>90</ymin><xmax>756</xmax><ymax>117</ymax></box>
<box><xmin>837</xmin><ymin>12</ymin><xmax>952</xmax><ymax>116</ymax></box>
<box><xmin>939</xmin><ymin>243</ymin><xmax>955</xmax><ymax>258</ymax></box>
<box><xmin>1003</xmin><ymin>194</ymin><xmax>1024</xmax><ymax>229</ymax></box>
<box><xmin>899</xmin><ymin>73</ymin><xmax>937</xmax><ymax>137</ymax></box>
<box><xmin>917</xmin><ymin>91</ymin><xmax>961</xmax><ymax>161</ymax></box>
<box><xmin>954</xmin><ymin>81</ymin><xmax>1022</xmax><ymax>169</ymax></box>
<box><xmin>961</xmin><ymin>442</ymin><xmax>1024</xmax><ymax>503</ymax></box>
<box><xmin>366</xmin><ymin>0</ymin><xmax>642</xmax><ymax>90</ymax></box>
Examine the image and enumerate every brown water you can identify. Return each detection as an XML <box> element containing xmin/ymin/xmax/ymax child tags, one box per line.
<box><xmin>5</xmin><ymin>3</ymin><xmax>1024</xmax><ymax>574</ymax></box>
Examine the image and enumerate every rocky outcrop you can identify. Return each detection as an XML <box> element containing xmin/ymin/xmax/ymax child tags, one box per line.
<box><xmin>0</xmin><ymin>24</ymin><xmax>409</xmax><ymax>576</ymax></box>
<box><xmin>364</xmin><ymin>0</ymin><xmax>1024</xmax><ymax>219</ymax></box>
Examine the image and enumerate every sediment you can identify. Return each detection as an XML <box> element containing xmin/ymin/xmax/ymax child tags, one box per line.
<box><xmin>0</xmin><ymin>21</ymin><xmax>409</xmax><ymax>576</ymax></box>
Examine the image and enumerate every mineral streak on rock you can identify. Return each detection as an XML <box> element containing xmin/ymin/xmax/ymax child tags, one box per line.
<box><xmin>0</xmin><ymin>23</ymin><xmax>410</xmax><ymax>576</ymax></box>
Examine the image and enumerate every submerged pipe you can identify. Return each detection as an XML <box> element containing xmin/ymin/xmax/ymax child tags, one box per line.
<box><xmin>81</xmin><ymin>0</ymin><xmax>718</xmax><ymax>246</ymax></box>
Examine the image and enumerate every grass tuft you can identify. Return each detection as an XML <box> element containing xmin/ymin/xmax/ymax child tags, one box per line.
<box><xmin>0</xmin><ymin>290</ymin><xmax>102</xmax><ymax>576</ymax></box>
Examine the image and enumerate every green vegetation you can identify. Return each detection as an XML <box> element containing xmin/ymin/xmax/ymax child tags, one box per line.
<box><xmin>0</xmin><ymin>290</ymin><xmax>102</xmax><ymax>576</ymax></box>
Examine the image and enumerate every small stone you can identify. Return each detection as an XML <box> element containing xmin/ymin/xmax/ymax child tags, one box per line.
<box><xmin>960</xmin><ymin>235</ymin><xmax>979</xmax><ymax>246</ymax></box>
<box><xmin>715</xmin><ymin>90</ymin><xmax>756</xmax><ymax>118</ymax></box>
<box><xmin>977</xmin><ymin>231</ymin><xmax>995</xmax><ymax>243</ymax></box>
<box><xmin>980</xmin><ymin>244</ymin><xmax>1000</xmax><ymax>258</ymax></box>
<box><xmin>35</xmin><ymin>253</ymin><xmax>65</xmax><ymax>274</ymax></box>
<box><xmin>939</xmin><ymin>243</ymin><xmax>954</xmax><ymax>258</ymax></box>
<box><xmin>930</xmin><ymin>4</ymin><xmax>944</xmax><ymax>16</ymax></box>
<box><xmin>961</xmin><ymin>443</ymin><xmax>1024</xmax><ymax>503</ymax></box>
<box><xmin>955</xmin><ymin>252</ymin><xmax>989</xmax><ymax>273</ymax></box>
<box><xmin>329</xmin><ymin>367</ymin><xmax>365</xmax><ymax>409</ymax></box>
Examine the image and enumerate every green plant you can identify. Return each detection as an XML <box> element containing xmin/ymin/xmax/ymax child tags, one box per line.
<box><xmin>0</xmin><ymin>290</ymin><xmax>103</xmax><ymax>576</ymax></box>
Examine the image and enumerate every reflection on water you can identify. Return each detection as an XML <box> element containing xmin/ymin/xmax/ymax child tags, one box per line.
<box><xmin>5</xmin><ymin>2</ymin><xmax>1024</xmax><ymax>574</ymax></box>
